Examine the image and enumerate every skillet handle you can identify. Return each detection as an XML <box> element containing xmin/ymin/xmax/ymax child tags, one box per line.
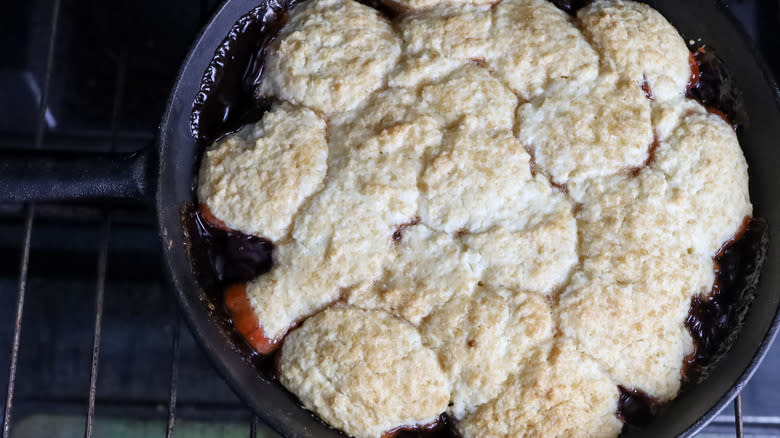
<box><xmin>0</xmin><ymin>148</ymin><xmax>155</xmax><ymax>202</ymax></box>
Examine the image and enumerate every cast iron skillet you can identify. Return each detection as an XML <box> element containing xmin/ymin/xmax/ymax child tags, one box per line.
<box><xmin>1</xmin><ymin>0</ymin><xmax>779</xmax><ymax>436</ymax></box>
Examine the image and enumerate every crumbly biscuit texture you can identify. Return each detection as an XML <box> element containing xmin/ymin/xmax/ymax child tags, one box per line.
<box><xmin>421</xmin><ymin>287</ymin><xmax>554</xmax><ymax>418</ymax></box>
<box><xmin>458</xmin><ymin>340</ymin><xmax>623</xmax><ymax>438</ymax></box>
<box><xmin>330</xmin><ymin>87</ymin><xmax>443</xmax><ymax>155</ymax></box>
<box><xmin>347</xmin><ymin>224</ymin><xmax>481</xmax><ymax>325</ymax></box>
<box><xmin>575</xmin><ymin>169</ymin><xmax>716</xmax><ymax>287</ymax></box>
<box><xmin>487</xmin><ymin>0</ymin><xmax>599</xmax><ymax>100</ymax></box>
<box><xmin>420</xmin><ymin>64</ymin><xmax>519</xmax><ymax>130</ymax></box>
<box><xmin>388</xmin><ymin>0</ymin><xmax>494</xmax><ymax>13</ymax></box>
<box><xmin>335</xmin><ymin>116</ymin><xmax>442</xmax><ymax>225</ymax></box>
<box><xmin>279</xmin><ymin>307</ymin><xmax>450</xmax><ymax>438</ymax></box>
<box><xmin>578</xmin><ymin>0</ymin><xmax>691</xmax><ymax>101</ymax></box>
<box><xmin>392</xmin><ymin>4</ymin><xmax>493</xmax><ymax>87</ymax></box>
<box><xmin>197</xmin><ymin>103</ymin><xmax>328</xmax><ymax>240</ymax></box>
<box><xmin>257</xmin><ymin>0</ymin><xmax>401</xmax><ymax>115</ymax></box>
<box><xmin>651</xmin><ymin>100</ymin><xmax>752</xmax><ymax>256</ymax></box>
<box><xmin>393</xmin><ymin>0</ymin><xmax>600</xmax><ymax>96</ymax></box>
<box><xmin>557</xmin><ymin>270</ymin><xmax>705</xmax><ymax>400</ymax></box>
<box><xmin>567</xmin><ymin>169</ymin><xmax>718</xmax><ymax>399</ymax></box>
<box><xmin>420</xmin><ymin>125</ymin><xmax>545</xmax><ymax>234</ymax></box>
<box><xmin>462</xmin><ymin>201</ymin><xmax>577</xmax><ymax>294</ymax></box>
<box><xmin>246</xmin><ymin>175</ymin><xmax>393</xmax><ymax>339</ymax></box>
<box><xmin>328</xmin><ymin>88</ymin><xmax>446</xmax><ymax>226</ymax></box>
<box><xmin>515</xmin><ymin>71</ymin><xmax>653</xmax><ymax>197</ymax></box>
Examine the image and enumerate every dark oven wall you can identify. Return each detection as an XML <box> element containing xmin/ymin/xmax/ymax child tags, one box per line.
<box><xmin>0</xmin><ymin>0</ymin><xmax>778</xmax><ymax>437</ymax></box>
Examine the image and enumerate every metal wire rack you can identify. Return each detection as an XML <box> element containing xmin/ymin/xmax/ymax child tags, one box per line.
<box><xmin>0</xmin><ymin>1</ymin><xmax>260</xmax><ymax>436</ymax></box>
<box><xmin>0</xmin><ymin>0</ymin><xmax>775</xmax><ymax>437</ymax></box>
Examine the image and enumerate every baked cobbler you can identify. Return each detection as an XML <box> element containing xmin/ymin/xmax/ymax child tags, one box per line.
<box><xmin>194</xmin><ymin>0</ymin><xmax>754</xmax><ymax>436</ymax></box>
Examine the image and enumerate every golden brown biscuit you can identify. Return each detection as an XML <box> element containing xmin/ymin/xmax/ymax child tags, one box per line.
<box><xmin>258</xmin><ymin>0</ymin><xmax>401</xmax><ymax>115</ymax></box>
<box><xmin>421</xmin><ymin>287</ymin><xmax>554</xmax><ymax>418</ymax></box>
<box><xmin>347</xmin><ymin>224</ymin><xmax>481</xmax><ymax>325</ymax></box>
<box><xmin>246</xmin><ymin>174</ymin><xmax>393</xmax><ymax>340</ymax></box>
<box><xmin>462</xmin><ymin>202</ymin><xmax>577</xmax><ymax>295</ymax></box>
<box><xmin>392</xmin><ymin>4</ymin><xmax>493</xmax><ymax>87</ymax></box>
<box><xmin>197</xmin><ymin>102</ymin><xmax>327</xmax><ymax>240</ymax></box>
<box><xmin>651</xmin><ymin>100</ymin><xmax>751</xmax><ymax>257</ymax></box>
<box><xmin>458</xmin><ymin>340</ymin><xmax>622</xmax><ymax>438</ymax></box>
<box><xmin>420</xmin><ymin>125</ymin><xmax>538</xmax><ymax>233</ymax></box>
<box><xmin>279</xmin><ymin>307</ymin><xmax>450</xmax><ymax>438</ymax></box>
<box><xmin>420</xmin><ymin>64</ymin><xmax>519</xmax><ymax>130</ymax></box>
<box><xmin>488</xmin><ymin>0</ymin><xmax>599</xmax><ymax>100</ymax></box>
<box><xmin>578</xmin><ymin>0</ymin><xmax>691</xmax><ymax>101</ymax></box>
<box><xmin>515</xmin><ymin>71</ymin><xmax>653</xmax><ymax>197</ymax></box>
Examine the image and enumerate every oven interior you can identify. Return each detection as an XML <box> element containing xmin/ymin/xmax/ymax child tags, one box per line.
<box><xmin>0</xmin><ymin>0</ymin><xmax>778</xmax><ymax>437</ymax></box>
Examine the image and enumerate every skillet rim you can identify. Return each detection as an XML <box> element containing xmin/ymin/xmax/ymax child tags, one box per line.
<box><xmin>661</xmin><ymin>1</ymin><xmax>780</xmax><ymax>435</ymax></box>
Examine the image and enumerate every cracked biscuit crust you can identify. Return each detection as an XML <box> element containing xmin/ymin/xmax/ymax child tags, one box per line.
<box><xmin>462</xmin><ymin>202</ymin><xmax>577</xmax><ymax>294</ymax></box>
<box><xmin>246</xmin><ymin>175</ymin><xmax>393</xmax><ymax>340</ymax></box>
<box><xmin>488</xmin><ymin>0</ymin><xmax>599</xmax><ymax>100</ymax></box>
<box><xmin>279</xmin><ymin>307</ymin><xmax>450</xmax><ymax>438</ymax></box>
<box><xmin>515</xmin><ymin>71</ymin><xmax>653</xmax><ymax>197</ymax></box>
<box><xmin>651</xmin><ymin>100</ymin><xmax>751</xmax><ymax>256</ymax></box>
<box><xmin>197</xmin><ymin>102</ymin><xmax>328</xmax><ymax>241</ymax></box>
<box><xmin>458</xmin><ymin>340</ymin><xmax>623</xmax><ymax>438</ymax></box>
<box><xmin>421</xmin><ymin>287</ymin><xmax>554</xmax><ymax>418</ymax></box>
<box><xmin>257</xmin><ymin>0</ymin><xmax>401</xmax><ymax>114</ymax></box>
<box><xmin>419</xmin><ymin>125</ymin><xmax>536</xmax><ymax>233</ymax></box>
<box><xmin>392</xmin><ymin>4</ymin><xmax>493</xmax><ymax>88</ymax></box>
<box><xmin>347</xmin><ymin>224</ymin><xmax>481</xmax><ymax>326</ymax></box>
<box><xmin>578</xmin><ymin>0</ymin><xmax>691</xmax><ymax>101</ymax></box>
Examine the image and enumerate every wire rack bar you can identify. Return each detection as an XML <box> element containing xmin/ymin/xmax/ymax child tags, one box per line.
<box><xmin>1</xmin><ymin>0</ymin><xmax>61</xmax><ymax>435</ymax></box>
<box><xmin>1</xmin><ymin>207</ymin><xmax>34</xmax><ymax>438</ymax></box>
<box><xmin>166</xmin><ymin>315</ymin><xmax>181</xmax><ymax>438</ymax></box>
<box><xmin>734</xmin><ymin>393</ymin><xmax>745</xmax><ymax>438</ymax></box>
<box><xmin>83</xmin><ymin>47</ymin><xmax>127</xmax><ymax>438</ymax></box>
<box><xmin>84</xmin><ymin>217</ymin><xmax>111</xmax><ymax>438</ymax></box>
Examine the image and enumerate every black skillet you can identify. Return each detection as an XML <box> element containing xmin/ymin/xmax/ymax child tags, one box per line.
<box><xmin>1</xmin><ymin>0</ymin><xmax>779</xmax><ymax>436</ymax></box>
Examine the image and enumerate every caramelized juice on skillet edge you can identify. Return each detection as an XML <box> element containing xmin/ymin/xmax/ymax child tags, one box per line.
<box><xmin>182</xmin><ymin>0</ymin><xmax>768</xmax><ymax>435</ymax></box>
